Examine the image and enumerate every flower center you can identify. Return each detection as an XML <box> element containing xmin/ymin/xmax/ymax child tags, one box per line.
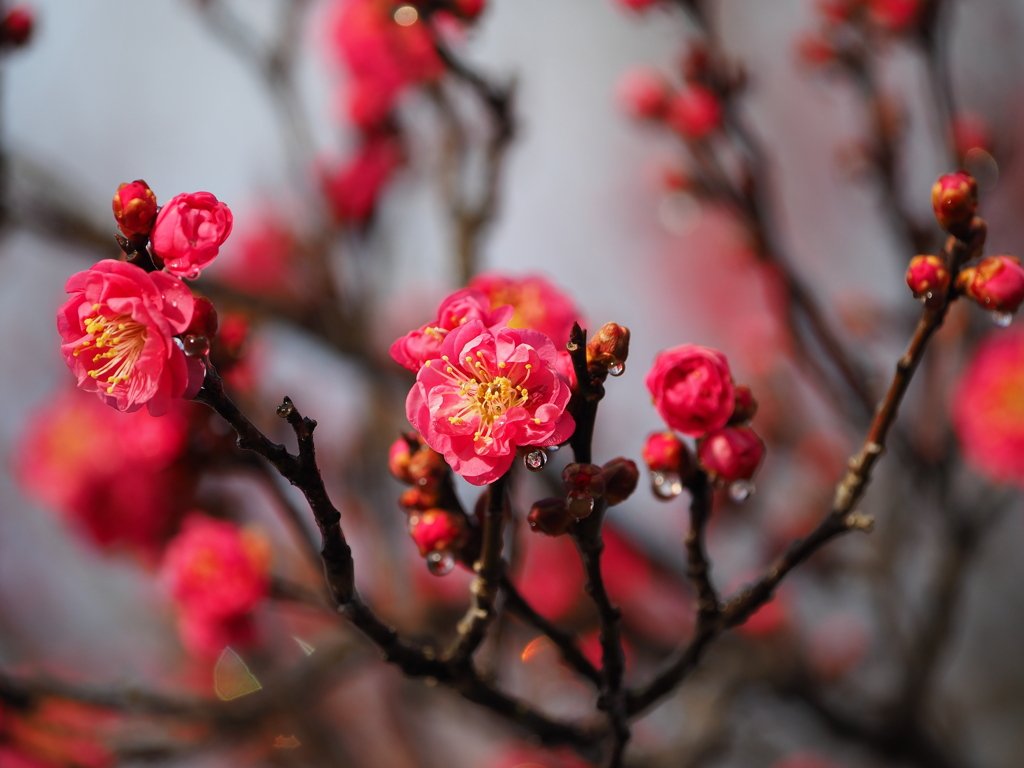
<box><xmin>437</xmin><ymin>351</ymin><xmax>532</xmax><ymax>443</ymax></box>
<box><xmin>74</xmin><ymin>306</ymin><xmax>147</xmax><ymax>394</ymax></box>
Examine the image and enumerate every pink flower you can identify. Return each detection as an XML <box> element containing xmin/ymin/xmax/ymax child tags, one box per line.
<box><xmin>615</xmin><ymin>67</ymin><xmax>670</xmax><ymax>120</ymax></box>
<box><xmin>111</xmin><ymin>180</ymin><xmax>158</xmax><ymax>239</ymax></box>
<box><xmin>468</xmin><ymin>272</ymin><xmax>582</xmax><ymax>346</ymax></box>
<box><xmin>320</xmin><ymin>135</ymin><xmax>402</xmax><ymax>223</ymax></box>
<box><xmin>58</xmin><ymin>259</ymin><xmax>205</xmax><ymax>416</ymax></box>
<box><xmin>406</xmin><ymin>320</ymin><xmax>575</xmax><ymax>485</ymax></box>
<box><xmin>162</xmin><ymin>514</ymin><xmax>271</xmax><ymax>656</ymax></box>
<box><xmin>952</xmin><ymin>329</ymin><xmax>1024</xmax><ymax>485</ymax></box>
<box><xmin>642</xmin><ymin>430</ymin><xmax>686</xmax><ymax>473</ymax></box>
<box><xmin>390</xmin><ymin>287</ymin><xmax>514</xmax><ymax>372</ymax></box>
<box><xmin>666</xmin><ymin>85</ymin><xmax>722</xmax><ymax>141</ymax></box>
<box><xmin>697</xmin><ymin>425</ymin><xmax>765</xmax><ymax>482</ymax></box>
<box><xmin>409</xmin><ymin>508</ymin><xmax>467</xmax><ymax>556</ymax></box>
<box><xmin>150</xmin><ymin>191</ymin><xmax>233</xmax><ymax>278</ymax></box>
<box><xmin>931</xmin><ymin>170</ymin><xmax>977</xmax><ymax>237</ymax></box>
<box><xmin>15</xmin><ymin>387</ymin><xmax>192</xmax><ymax>557</ymax></box>
<box><xmin>646</xmin><ymin>344</ymin><xmax>735</xmax><ymax>436</ymax></box>
<box><xmin>905</xmin><ymin>254</ymin><xmax>949</xmax><ymax>299</ymax></box>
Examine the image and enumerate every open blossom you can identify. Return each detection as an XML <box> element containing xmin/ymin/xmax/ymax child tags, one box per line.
<box><xmin>320</xmin><ymin>135</ymin><xmax>402</xmax><ymax>223</ymax></box>
<box><xmin>390</xmin><ymin>287</ymin><xmax>514</xmax><ymax>372</ymax></box>
<box><xmin>150</xmin><ymin>191</ymin><xmax>233</xmax><ymax>278</ymax></box>
<box><xmin>646</xmin><ymin>344</ymin><xmax>735</xmax><ymax>436</ymax></box>
<box><xmin>406</xmin><ymin>320</ymin><xmax>575</xmax><ymax>485</ymax></box>
<box><xmin>952</xmin><ymin>329</ymin><xmax>1024</xmax><ymax>485</ymax></box>
<box><xmin>58</xmin><ymin>259</ymin><xmax>204</xmax><ymax>416</ymax></box>
<box><xmin>469</xmin><ymin>272</ymin><xmax>582</xmax><ymax>346</ymax></box>
<box><xmin>162</xmin><ymin>514</ymin><xmax>271</xmax><ymax>656</ymax></box>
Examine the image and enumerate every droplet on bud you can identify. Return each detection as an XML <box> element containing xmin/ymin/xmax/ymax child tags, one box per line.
<box><xmin>524</xmin><ymin>449</ymin><xmax>548</xmax><ymax>472</ymax></box>
<box><xmin>276</xmin><ymin>400</ymin><xmax>295</xmax><ymax>418</ymax></box>
<box><xmin>186</xmin><ymin>269</ymin><xmax>201</xmax><ymax>280</ymax></box>
<box><xmin>181</xmin><ymin>333</ymin><xmax>210</xmax><ymax>357</ymax></box>
<box><xmin>566</xmin><ymin>491</ymin><xmax>596</xmax><ymax>519</ymax></box>
<box><xmin>992</xmin><ymin>311</ymin><xmax>1013</xmax><ymax>328</ymax></box>
<box><xmin>608</xmin><ymin>363</ymin><xmax>625</xmax><ymax>377</ymax></box>
<box><xmin>566</xmin><ymin>340</ymin><xmax>579</xmax><ymax>352</ymax></box>
<box><xmin>546</xmin><ymin>444</ymin><xmax>561</xmax><ymax>453</ymax></box>
<box><xmin>728</xmin><ymin>479</ymin><xmax>755</xmax><ymax>502</ymax></box>
<box><xmin>407</xmin><ymin>515</ymin><xmax>420</xmax><ymax>530</ymax></box>
<box><xmin>651</xmin><ymin>470</ymin><xmax>683</xmax><ymax>500</ymax></box>
<box><xmin>426</xmin><ymin>550</ymin><xmax>455</xmax><ymax>576</ymax></box>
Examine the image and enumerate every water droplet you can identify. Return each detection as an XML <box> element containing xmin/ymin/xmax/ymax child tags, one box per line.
<box><xmin>546</xmin><ymin>444</ymin><xmax>561</xmax><ymax>453</ymax></box>
<box><xmin>276</xmin><ymin>399</ymin><xmax>294</xmax><ymax>418</ymax></box>
<box><xmin>187</xmin><ymin>269</ymin><xmax>201</xmax><ymax>280</ymax></box>
<box><xmin>181</xmin><ymin>333</ymin><xmax>210</xmax><ymax>357</ymax></box>
<box><xmin>651</xmin><ymin>471</ymin><xmax>683</xmax><ymax>500</ymax></box>
<box><xmin>566</xmin><ymin>340</ymin><xmax>579</xmax><ymax>352</ymax></box>
<box><xmin>729</xmin><ymin>479</ymin><xmax>755</xmax><ymax>503</ymax></box>
<box><xmin>170</xmin><ymin>300</ymin><xmax>178</xmax><ymax>308</ymax></box>
<box><xmin>566</xmin><ymin>492</ymin><xmax>595</xmax><ymax>519</ymax></box>
<box><xmin>426</xmin><ymin>550</ymin><xmax>454</xmax><ymax>576</ymax></box>
<box><xmin>407</xmin><ymin>515</ymin><xmax>420</xmax><ymax>530</ymax></box>
<box><xmin>524</xmin><ymin>449</ymin><xmax>547</xmax><ymax>472</ymax></box>
<box><xmin>923</xmin><ymin>291</ymin><xmax>933</xmax><ymax>302</ymax></box>
<box><xmin>608</xmin><ymin>363</ymin><xmax>625</xmax><ymax>377</ymax></box>
<box><xmin>992</xmin><ymin>311</ymin><xmax>1013</xmax><ymax>328</ymax></box>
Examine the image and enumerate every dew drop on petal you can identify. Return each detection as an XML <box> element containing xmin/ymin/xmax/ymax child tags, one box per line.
<box><xmin>608</xmin><ymin>363</ymin><xmax>625</xmax><ymax>377</ymax></box>
<box><xmin>426</xmin><ymin>550</ymin><xmax>455</xmax><ymax>576</ymax></box>
<box><xmin>524</xmin><ymin>449</ymin><xmax>548</xmax><ymax>472</ymax></box>
<box><xmin>992</xmin><ymin>311</ymin><xmax>1013</xmax><ymax>328</ymax></box>
<box><xmin>651</xmin><ymin>471</ymin><xmax>683</xmax><ymax>500</ymax></box>
<box><xmin>729</xmin><ymin>479</ymin><xmax>755</xmax><ymax>503</ymax></box>
<box><xmin>187</xmin><ymin>269</ymin><xmax>201</xmax><ymax>280</ymax></box>
<box><xmin>181</xmin><ymin>333</ymin><xmax>210</xmax><ymax>357</ymax></box>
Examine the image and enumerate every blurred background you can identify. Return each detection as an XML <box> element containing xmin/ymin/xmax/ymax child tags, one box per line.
<box><xmin>3</xmin><ymin>1</ymin><xmax>1024</xmax><ymax>766</ymax></box>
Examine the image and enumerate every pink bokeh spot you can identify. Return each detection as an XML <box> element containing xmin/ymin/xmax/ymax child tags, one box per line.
<box><xmin>406</xmin><ymin>320</ymin><xmax>575</xmax><ymax>485</ymax></box>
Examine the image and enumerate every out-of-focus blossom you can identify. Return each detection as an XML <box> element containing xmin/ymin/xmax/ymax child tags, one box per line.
<box><xmin>406</xmin><ymin>320</ymin><xmax>575</xmax><ymax>484</ymax></box>
<box><xmin>770</xmin><ymin>752</ymin><xmax>842</xmax><ymax>768</ymax></box>
<box><xmin>614</xmin><ymin>0</ymin><xmax>660</xmax><ymax>10</ymax></box>
<box><xmin>58</xmin><ymin>259</ymin><xmax>203</xmax><ymax>416</ymax></box>
<box><xmin>162</xmin><ymin>514</ymin><xmax>271</xmax><ymax>656</ymax></box>
<box><xmin>951</xmin><ymin>112</ymin><xmax>991</xmax><ymax>158</ymax></box>
<box><xmin>327</xmin><ymin>0</ymin><xmax>444</xmax><ymax>130</ymax></box>
<box><xmin>111</xmin><ymin>180</ymin><xmax>158</xmax><ymax>239</ymax></box>
<box><xmin>869</xmin><ymin>0</ymin><xmax>920</xmax><ymax>32</ymax></box>
<box><xmin>698</xmin><ymin>425</ymin><xmax>765</xmax><ymax>482</ymax></box>
<box><xmin>0</xmin><ymin>700</ymin><xmax>114</xmax><ymax>768</ymax></box>
<box><xmin>737</xmin><ymin>592</ymin><xmax>789</xmax><ymax>638</ymax></box>
<box><xmin>666</xmin><ymin>85</ymin><xmax>722</xmax><ymax>141</ymax></box>
<box><xmin>213</xmin><ymin>212</ymin><xmax>300</xmax><ymax>298</ymax></box>
<box><xmin>615</xmin><ymin>67</ymin><xmax>670</xmax><ymax>120</ymax></box>
<box><xmin>320</xmin><ymin>135</ymin><xmax>402</xmax><ymax>224</ymax></box>
<box><xmin>468</xmin><ymin>272</ymin><xmax>582</xmax><ymax>347</ymax></box>
<box><xmin>390</xmin><ymin>287</ymin><xmax>513</xmax><ymax>372</ymax></box>
<box><xmin>952</xmin><ymin>329</ymin><xmax>1024</xmax><ymax>485</ymax></box>
<box><xmin>646</xmin><ymin>344</ymin><xmax>735</xmax><ymax>436</ymax></box>
<box><xmin>15</xmin><ymin>388</ymin><xmax>192</xmax><ymax>556</ymax></box>
<box><xmin>150</xmin><ymin>191</ymin><xmax>233</xmax><ymax>279</ymax></box>
<box><xmin>0</xmin><ymin>5</ymin><xmax>34</xmax><ymax>48</ymax></box>
<box><xmin>957</xmin><ymin>255</ymin><xmax>1024</xmax><ymax>315</ymax></box>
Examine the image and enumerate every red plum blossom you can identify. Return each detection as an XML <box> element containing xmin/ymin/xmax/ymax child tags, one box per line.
<box><xmin>646</xmin><ymin>344</ymin><xmax>735</xmax><ymax>436</ymax></box>
<box><xmin>150</xmin><ymin>191</ymin><xmax>233</xmax><ymax>278</ymax></box>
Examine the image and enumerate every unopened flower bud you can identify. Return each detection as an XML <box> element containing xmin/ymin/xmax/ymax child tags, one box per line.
<box><xmin>957</xmin><ymin>255</ymin><xmax>1024</xmax><ymax>314</ymax></box>
<box><xmin>601</xmin><ymin>457</ymin><xmax>639</xmax><ymax>506</ymax></box>
<box><xmin>399</xmin><ymin>486</ymin><xmax>440</xmax><ymax>511</ymax></box>
<box><xmin>112</xmin><ymin>180</ymin><xmax>158</xmax><ymax>239</ymax></box>
<box><xmin>587</xmin><ymin>322</ymin><xmax>631</xmax><ymax>371</ymax></box>
<box><xmin>642</xmin><ymin>430</ymin><xmax>687</xmax><ymax>474</ymax></box>
<box><xmin>0</xmin><ymin>5</ymin><xmax>33</xmax><ymax>48</ymax></box>
<box><xmin>616</xmin><ymin>67</ymin><xmax>670</xmax><ymax>120</ymax></box>
<box><xmin>407</xmin><ymin>447</ymin><xmax>448</xmax><ymax>487</ymax></box>
<box><xmin>562</xmin><ymin>463</ymin><xmax>606</xmax><ymax>519</ymax></box>
<box><xmin>528</xmin><ymin>497</ymin><xmax>573</xmax><ymax>536</ymax></box>
<box><xmin>905</xmin><ymin>255</ymin><xmax>950</xmax><ymax>302</ymax></box>
<box><xmin>729</xmin><ymin>385</ymin><xmax>758</xmax><ymax>425</ymax></box>
<box><xmin>409</xmin><ymin>509</ymin><xmax>466</xmax><ymax>556</ymax></box>
<box><xmin>666</xmin><ymin>85</ymin><xmax>722</xmax><ymax>141</ymax></box>
<box><xmin>185</xmin><ymin>297</ymin><xmax>218</xmax><ymax>339</ymax></box>
<box><xmin>931</xmin><ymin>171</ymin><xmax>978</xmax><ymax>238</ymax></box>
<box><xmin>389</xmin><ymin>435</ymin><xmax>416</xmax><ymax>483</ymax></box>
<box><xmin>697</xmin><ymin>426</ymin><xmax>765</xmax><ymax>482</ymax></box>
